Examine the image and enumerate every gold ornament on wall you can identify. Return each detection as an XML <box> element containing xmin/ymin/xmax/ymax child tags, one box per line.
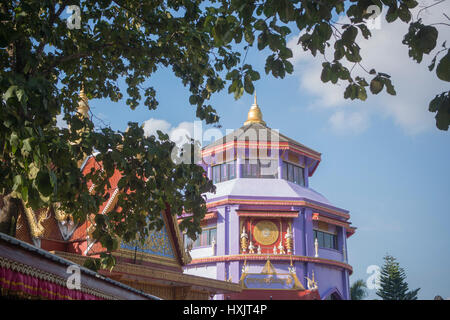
<box><xmin>240</xmin><ymin>226</ymin><xmax>248</xmax><ymax>253</ymax></box>
<box><xmin>248</xmin><ymin>241</ymin><xmax>255</xmax><ymax>254</ymax></box>
<box><xmin>285</xmin><ymin>223</ymin><xmax>293</xmax><ymax>254</ymax></box>
<box><xmin>253</xmin><ymin>220</ymin><xmax>279</xmax><ymax>246</ymax></box>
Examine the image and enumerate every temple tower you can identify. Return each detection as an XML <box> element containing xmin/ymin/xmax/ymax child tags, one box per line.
<box><xmin>182</xmin><ymin>97</ymin><xmax>356</xmax><ymax>300</ymax></box>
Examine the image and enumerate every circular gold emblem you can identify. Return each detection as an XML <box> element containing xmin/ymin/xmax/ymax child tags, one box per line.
<box><xmin>253</xmin><ymin>220</ymin><xmax>279</xmax><ymax>246</ymax></box>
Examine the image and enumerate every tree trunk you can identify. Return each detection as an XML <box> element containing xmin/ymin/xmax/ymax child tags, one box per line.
<box><xmin>0</xmin><ymin>193</ymin><xmax>21</xmax><ymax>236</ymax></box>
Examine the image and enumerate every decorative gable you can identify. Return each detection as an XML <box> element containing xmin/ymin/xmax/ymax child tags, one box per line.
<box><xmin>120</xmin><ymin>219</ymin><xmax>176</xmax><ymax>260</ymax></box>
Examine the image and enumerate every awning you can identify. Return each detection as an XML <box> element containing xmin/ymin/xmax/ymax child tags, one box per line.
<box><xmin>312</xmin><ymin>213</ymin><xmax>356</xmax><ymax>237</ymax></box>
<box><xmin>0</xmin><ymin>232</ymin><xmax>157</xmax><ymax>300</ymax></box>
<box><xmin>0</xmin><ymin>260</ymin><xmax>100</xmax><ymax>300</ymax></box>
<box><xmin>203</xmin><ymin>211</ymin><xmax>218</xmax><ymax>220</ymax></box>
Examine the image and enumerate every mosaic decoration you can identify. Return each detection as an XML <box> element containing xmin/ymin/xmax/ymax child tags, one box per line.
<box><xmin>121</xmin><ymin>223</ymin><xmax>175</xmax><ymax>259</ymax></box>
<box><xmin>253</xmin><ymin>220</ymin><xmax>279</xmax><ymax>246</ymax></box>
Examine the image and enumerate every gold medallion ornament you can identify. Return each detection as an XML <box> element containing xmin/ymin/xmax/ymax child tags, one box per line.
<box><xmin>253</xmin><ymin>220</ymin><xmax>279</xmax><ymax>246</ymax></box>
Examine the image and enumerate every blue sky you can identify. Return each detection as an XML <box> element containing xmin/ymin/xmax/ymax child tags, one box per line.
<box><xmin>82</xmin><ymin>2</ymin><xmax>449</xmax><ymax>299</ymax></box>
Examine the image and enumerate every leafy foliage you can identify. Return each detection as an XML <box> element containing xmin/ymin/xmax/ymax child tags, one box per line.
<box><xmin>428</xmin><ymin>90</ymin><xmax>450</xmax><ymax>130</ymax></box>
<box><xmin>376</xmin><ymin>254</ymin><xmax>420</xmax><ymax>300</ymax></box>
<box><xmin>350</xmin><ymin>279</ymin><xmax>368</xmax><ymax>300</ymax></box>
<box><xmin>0</xmin><ymin>0</ymin><xmax>448</xmax><ymax>270</ymax></box>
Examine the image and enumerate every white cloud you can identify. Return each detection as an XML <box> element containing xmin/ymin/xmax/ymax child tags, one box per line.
<box><xmin>329</xmin><ymin>110</ymin><xmax>370</xmax><ymax>134</ymax></box>
<box><xmin>142</xmin><ymin>118</ymin><xmax>172</xmax><ymax>138</ymax></box>
<box><xmin>288</xmin><ymin>1</ymin><xmax>450</xmax><ymax>134</ymax></box>
<box><xmin>142</xmin><ymin>118</ymin><xmax>202</xmax><ymax>147</ymax></box>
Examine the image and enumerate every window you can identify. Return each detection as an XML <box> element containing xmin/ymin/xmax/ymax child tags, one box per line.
<box><xmin>282</xmin><ymin>162</ymin><xmax>305</xmax><ymax>186</ymax></box>
<box><xmin>212</xmin><ymin>165</ymin><xmax>221</xmax><ymax>183</ymax></box>
<box><xmin>313</xmin><ymin>229</ymin><xmax>338</xmax><ymax>250</ymax></box>
<box><xmin>185</xmin><ymin>227</ymin><xmax>217</xmax><ymax>249</ymax></box>
<box><xmin>212</xmin><ymin>160</ymin><xmax>236</xmax><ymax>183</ymax></box>
<box><xmin>242</xmin><ymin>159</ymin><xmax>278</xmax><ymax>178</ymax></box>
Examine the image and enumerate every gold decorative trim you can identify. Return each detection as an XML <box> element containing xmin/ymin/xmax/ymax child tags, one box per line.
<box><xmin>0</xmin><ymin>256</ymin><xmax>118</xmax><ymax>300</ymax></box>
<box><xmin>53</xmin><ymin>203</ymin><xmax>69</xmax><ymax>222</ymax></box>
<box><xmin>22</xmin><ymin>203</ymin><xmax>50</xmax><ymax>239</ymax></box>
<box><xmin>189</xmin><ymin>254</ymin><xmax>353</xmax><ymax>274</ymax></box>
<box><xmin>114</xmin><ymin>249</ymin><xmax>180</xmax><ymax>268</ymax></box>
<box><xmin>167</xmin><ymin>212</ymin><xmax>192</xmax><ymax>265</ymax></box>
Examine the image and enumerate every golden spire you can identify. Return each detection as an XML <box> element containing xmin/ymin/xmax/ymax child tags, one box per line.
<box><xmin>77</xmin><ymin>84</ymin><xmax>90</xmax><ymax>118</ymax></box>
<box><xmin>74</xmin><ymin>84</ymin><xmax>90</xmax><ymax>168</ymax></box>
<box><xmin>244</xmin><ymin>92</ymin><xmax>266</xmax><ymax>126</ymax></box>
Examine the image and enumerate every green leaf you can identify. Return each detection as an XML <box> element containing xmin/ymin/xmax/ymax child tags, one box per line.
<box><xmin>436</xmin><ymin>50</ymin><xmax>450</xmax><ymax>82</ymax></box>
<box><xmin>385</xmin><ymin>6</ymin><xmax>398</xmax><ymax>23</ymax></box>
<box><xmin>284</xmin><ymin>60</ymin><xmax>293</xmax><ymax>74</ymax></box>
<box><xmin>342</xmin><ymin>26</ymin><xmax>358</xmax><ymax>43</ymax></box>
<box><xmin>429</xmin><ymin>91</ymin><xmax>450</xmax><ymax>131</ymax></box>
<box><xmin>257</xmin><ymin>31</ymin><xmax>268</xmax><ymax>50</ymax></box>
<box><xmin>358</xmin><ymin>87</ymin><xmax>368</xmax><ymax>101</ymax></box>
<box><xmin>321</xmin><ymin>63</ymin><xmax>331</xmax><ymax>82</ymax></box>
<box><xmin>370</xmin><ymin>78</ymin><xmax>384</xmax><ymax>94</ymax></box>
<box><xmin>3</xmin><ymin>85</ymin><xmax>18</xmax><ymax>101</ymax></box>
<box><xmin>16</xmin><ymin>88</ymin><xmax>27</xmax><ymax>105</ymax></box>
<box><xmin>189</xmin><ymin>95</ymin><xmax>198</xmax><ymax>105</ymax></box>
<box><xmin>21</xmin><ymin>138</ymin><xmax>32</xmax><ymax>156</ymax></box>
<box><xmin>384</xmin><ymin>79</ymin><xmax>397</xmax><ymax>95</ymax></box>
<box><xmin>21</xmin><ymin>185</ymin><xmax>29</xmax><ymax>202</ymax></box>
<box><xmin>243</xmin><ymin>74</ymin><xmax>254</xmax><ymax>94</ymax></box>
<box><xmin>398</xmin><ymin>6</ymin><xmax>412</xmax><ymax>23</ymax></box>
<box><xmin>13</xmin><ymin>175</ymin><xmax>23</xmax><ymax>192</ymax></box>
<box><xmin>36</xmin><ymin>170</ymin><xmax>52</xmax><ymax>197</ymax></box>
<box><xmin>10</xmin><ymin>132</ymin><xmax>19</xmax><ymax>155</ymax></box>
<box><xmin>417</xmin><ymin>26</ymin><xmax>438</xmax><ymax>54</ymax></box>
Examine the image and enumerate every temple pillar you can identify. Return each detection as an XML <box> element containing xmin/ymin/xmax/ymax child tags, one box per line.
<box><xmin>304</xmin><ymin>158</ymin><xmax>309</xmax><ymax>188</ymax></box>
<box><xmin>207</xmin><ymin>165</ymin><xmax>212</xmax><ymax>180</ymax></box>
<box><xmin>341</xmin><ymin>269</ymin><xmax>350</xmax><ymax>300</ymax></box>
<box><xmin>229</xmin><ymin>206</ymin><xmax>239</xmax><ymax>255</ymax></box>
<box><xmin>228</xmin><ymin>206</ymin><xmax>240</xmax><ymax>283</ymax></box>
<box><xmin>217</xmin><ymin>207</ymin><xmax>226</xmax><ymax>256</ymax></box>
<box><xmin>292</xmin><ymin>207</ymin><xmax>303</xmax><ymax>256</ymax></box>
<box><xmin>277</xmin><ymin>151</ymin><xmax>283</xmax><ymax>179</ymax></box>
<box><xmin>216</xmin><ymin>206</ymin><xmax>227</xmax><ymax>283</ymax></box>
<box><xmin>217</xmin><ymin>262</ymin><xmax>226</xmax><ymax>281</ymax></box>
<box><xmin>341</xmin><ymin>226</ymin><xmax>348</xmax><ymax>263</ymax></box>
<box><xmin>304</xmin><ymin>208</ymin><xmax>314</xmax><ymax>257</ymax></box>
<box><xmin>236</xmin><ymin>156</ymin><xmax>243</xmax><ymax>178</ymax></box>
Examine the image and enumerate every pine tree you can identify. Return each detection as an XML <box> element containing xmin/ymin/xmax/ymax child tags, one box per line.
<box><xmin>376</xmin><ymin>255</ymin><xmax>420</xmax><ymax>300</ymax></box>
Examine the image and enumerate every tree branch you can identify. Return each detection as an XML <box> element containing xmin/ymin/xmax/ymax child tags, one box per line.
<box><xmin>32</xmin><ymin>1</ymin><xmax>69</xmax><ymax>74</ymax></box>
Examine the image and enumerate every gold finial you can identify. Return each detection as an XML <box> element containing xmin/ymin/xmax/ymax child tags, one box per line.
<box><xmin>244</xmin><ymin>92</ymin><xmax>266</xmax><ymax>126</ymax></box>
<box><xmin>77</xmin><ymin>84</ymin><xmax>90</xmax><ymax>118</ymax></box>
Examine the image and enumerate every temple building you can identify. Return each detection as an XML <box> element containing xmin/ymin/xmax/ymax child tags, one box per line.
<box><xmin>182</xmin><ymin>96</ymin><xmax>356</xmax><ymax>300</ymax></box>
<box><xmin>0</xmin><ymin>89</ymin><xmax>241</xmax><ymax>300</ymax></box>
